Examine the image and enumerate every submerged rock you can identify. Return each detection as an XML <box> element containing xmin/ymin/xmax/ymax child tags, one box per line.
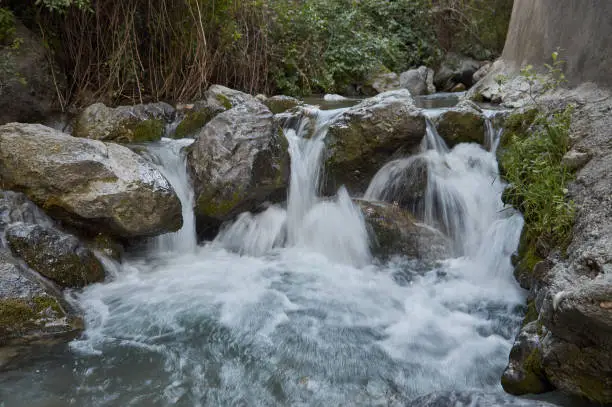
<box><xmin>73</xmin><ymin>102</ymin><xmax>174</xmax><ymax>143</ymax></box>
<box><xmin>0</xmin><ymin>123</ymin><xmax>182</xmax><ymax>239</ymax></box>
<box><xmin>325</xmin><ymin>90</ymin><xmax>426</xmax><ymax>194</ymax></box>
<box><xmin>0</xmin><ymin>250</ymin><xmax>81</xmax><ymax>348</ymax></box>
<box><xmin>6</xmin><ymin>223</ymin><xmax>105</xmax><ymax>288</ymax></box>
<box><xmin>434</xmin><ymin>101</ymin><xmax>486</xmax><ymax>147</ymax></box>
<box><xmin>400</xmin><ymin>66</ymin><xmax>435</xmax><ymax>96</ymax></box>
<box><xmin>187</xmin><ymin>100</ymin><xmax>290</xmax><ymax>237</ymax></box>
<box><xmin>356</xmin><ymin>200</ymin><xmax>449</xmax><ymax>261</ymax></box>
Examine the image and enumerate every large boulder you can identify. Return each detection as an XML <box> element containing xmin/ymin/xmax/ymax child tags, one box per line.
<box><xmin>73</xmin><ymin>102</ymin><xmax>174</xmax><ymax>143</ymax></box>
<box><xmin>356</xmin><ymin>200</ymin><xmax>450</xmax><ymax>261</ymax></box>
<box><xmin>400</xmin><ymin>66</ymin><xmax>435</xmax><ymax>96</ymax></box>
<box><xmin>324</xmin><ymin>90</ymin><xmax>426</xmax><ymax>194</ymax></box>
<box><xmin>6</xmin><ymin>223</ymin><xmax>105</xmax><ymax>288</ymax></box>
<box><xmin>262</xmin><ymin>95</ymin><xmax>303</xmax><ymax>114</ymax></box>
<box><xmin>0</xmin><ymin>19</ymin><xmax>65</xmax><ymax>125</ymax></box>
<box><xmin>0</xmin><ymin>250</ymin><xmax>81</xmax><ymax>349</ymax></box>
<box><xmin>187</xmin><ymin>100</ymin><xmax>290</xmax><ymax>238</ymax></box>
<box><xmin>434</xmin><ymin>53</ymin><xmax>481</xmax><ymax>92</ymax></box>
<box><xmin>0</xmin><ymin>123</ymin><xmax>182</xmax><ymax>239</ymax></box>
<box><xmin>433</xmin><ymin>101</ymin><xmax>486</xmax><ymax>147</ymax></box>
<box><xmin>366</xmin><ymin>72</ymin><xmax>401</xmax><ymax>95</ymax></box>
<box><xmin>204</xmin><ymin>84</ymin><xmax>256</xmax><ymax>110</ymax></box>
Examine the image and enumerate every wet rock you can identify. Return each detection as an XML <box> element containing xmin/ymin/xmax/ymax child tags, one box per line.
<box><xmin>0</xmin><ymin>123</ymin><xmax>182</xmax><ymax>239</ymax></box>
<box><xmin>263</xmin><ymin>95</ymin><xmax>303</xmax><ymax>114</ymax></box>
<box><xmin>502</xmin><ymin>321</ymin><xmax>554</xmax><ymax>395</ymax></box>
<box><xmin>434</xmin><ymin>101</ymin><xmax>486</xmax><ymax>147</ymax></box>
<box><xmin>324</xmin><ymin>90</ymin><xmax>426</xmax><ymax>194</ymax></box>
<box><xmin>73</xmin><ymin>102</ymin><xmax>174</xmax><ymax>143</ymax></box>
<box><xmin>173</xmin><ymin>101</ymin><xmax>224</xmax><ymax>139</ymax></box>
<box><xmin>0</xmin><ymin>20</ymin><xmax>65</xmax><ymax>125</ymax></box>
<box><xmin>6</xmin><ymin>223</ymin><xmax>105</xmax><ymax>288</ymax></box>
<box><xmin>204</xmin><ymin>84</ymin><xmax>256</xmax><ymax>110</ymax></box>
<box><xmin>0</xmin><ymin>190</ymin><xmax>52</xmax><ymax>237</ymax></box>
<box><xmin>400</xmin><ymin>66</ymin><xmax>435</xmax><ymax>96</ymax></box>
<box><xmin>187</xmin><ymin>100</ymin><xmax>290</xmax><ymax>238</ymax></box>
<box><xmin>367</xmin><ymin>72</ymin><xmax>401</xmax><ymax>94</ymax></box>
<box><xmin>356</xmin><ymin>200</ymin><xmax>450</xmax><ymax>261</ymax></box>
<box><xmin>434</xmin><ymin>53</ymin><xmax>481</xmax><ymax>92</ymax></box>
<box><xmin>0</xmin><ymin>250</ymin><xmax>82</xmax><ymax>348</ymax></box>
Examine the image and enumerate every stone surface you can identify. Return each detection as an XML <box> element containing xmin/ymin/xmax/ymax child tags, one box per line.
<box><xmin>0</xmin><ymin>249</ymin><xmax>81</xmax><ymax>347</ymax></box>
<box><xmin>0</xmin><ymin>20</ymin><xmax>65</xmax><ymax>125</ymax></box>
<box><xmin>561</xmin><ymin>149</ymin><xmax>591</xmax><ymax>171</ymax></box>
<box><xmin>187</xmin><ymin>100</ymin><xmax>289</xmax><ymax>238</ymax></box>
<box><xmin>400</xmin><ymin>66</ymin><xmax>435</xmax><ymax>96</ymax></box>
<box><xmin>263</xmin><ymin>95</ymin><xmax>303</xmax><ymax>114</ymax></box>
<box><xmin>473</xmin><ymin>62</ymin><xmax>492</xmax><ymax>84</ymax></box>
<box><xmin>368</xmin><ymin>72</ymin><xmax>401</xmax><ymax>94</ymax></box>
<box><xmin>324</xmin><ymin>90</ymin><xmax>426</xmax><ymax>195</ymax></box>
<box><xmin>204</xmin><ymin>84</ymin><xmax>256</xmax><ymax>110</ymax></box>
<box><xmin>6</xmin><ymin>223</ymin><xmax>105</xmax><ymax>288</ymax></box>
<box><xmin>73</xmin><ymin>102</ymin><xmax>174</xmax><ymax>143</ymax></box>
<box><xmin>434</xmin><ymin>53</ymin><xmax>481</xmax><ymax>92</ymax></box>
<box><xmin>0</xmin><ymin>123</ymin><xmax>182</xmax><ymax>239</ymax></box>
<box><xmin>173</xmin><ymin>101</ymin><xmax>224</xmax><ymax>139</ymax></box>
<box><xmin>356</xmin><ymin>200</ymin><xmax>450</xmax><ymax>261</ymax></box>
<box><xmin>501</xmin><ymin>85</ymin><xmax>612</xmax><ymax>403</ymax></box>
<box><xmin>434</xmin><ymin>101</ymin><xmax>486</xmax><ymax>147</ymax></box>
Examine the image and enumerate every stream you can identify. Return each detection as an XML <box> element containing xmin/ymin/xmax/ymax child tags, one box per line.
<box><xmin>0</xmin><ymin>97</ymin><xmax>576</xmax><ymax>407</ymax></box>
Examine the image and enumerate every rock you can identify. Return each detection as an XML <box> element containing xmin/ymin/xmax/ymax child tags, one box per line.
<box><xmin>561</xmin><ymin>149</ymin><xmax>591</xmax><ymax>171</ymax></box>
<box><xmin>473</xmin><ymin>62</ymin><xmax>492</xmax><ymax>84</ymax></box>
<box><xmin>0</xmin><ymin>190</ymin><xmax>52</xmax><ymax>236</ymax></box>
<box><xmin>173</xmin><ymin>101</ymin><xmax>224</xmax><ymax>139</ymax></box>
<box><xmin>73</xmin><ymin>102</ymin><xmax>174</xmax><ymax>143</ymax></box>
<box><xmin>368</xmin><ymin>72</ymin><xmax>401</xmax><ymax>94</ymax></box>
<box><xmin>356</xmin><ymin>200</ymin><xmax>450</xmax><ymax>261</ymax></box>
<box><xmin>502</xmin><ymin>321</ymin><xmax>554</xmax><ymax>395</ymax></box>
<box><xmin>6</xmin><ymin>223</ymin><xmax>105</xmax><ymax>288</ymax></box>
<box><xmin>187</xmin><ymin>100</ymin><xmax>290</xmax><ymax>238</ymax></box>
<box><xmin>0</xmin><ymin>19</ymin><xmax>65</xmax><ymax>125</ymax></box>
<box><xmin>434</xmin><ymin>53</ymin><xmax>481</xmax><ymax>92</ymax></box>
<box><xmin>400</xmin><ymin>66</ymin><xmax>435</xmax><ymax>96</ymax></box>
<box><xmin>0</xmin><ymin>123</ymin><xmax>182</xmax><ymax>239</ymax></box>
<box><xmin>434</xmin><ymin>101</ymin><xmax>486</xmax><ymax>147</ymax></box>
<box><xmin>324</xmin><ymin>90</ymin><xmax>426</xmax><ymax>194</ymax></box>
<box><xmin>0</xmin><ymin>249</ymin><xmax>82</xmax><ymax>348</ymax></box>
<box><xmin>204</xmin><ymin>84</ymin><xmax>256</xmax><ymax>110</ymax></box>
<box><xmin>263</xmin><ymin>95</ymin><xmax>303</xmax><ymax>114</ymax></box>
<box><xmin>451</xmin><ymin>83</ymin><xmax>467</xmax><ymax>92</ymax></box>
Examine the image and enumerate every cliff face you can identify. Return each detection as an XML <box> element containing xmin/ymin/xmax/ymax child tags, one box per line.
<box><xmin>502</xmin><ymin>0</ymin><xmax>612</xmax><ymax>88</ymax></box>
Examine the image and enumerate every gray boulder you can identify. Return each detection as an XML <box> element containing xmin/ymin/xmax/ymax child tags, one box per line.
<box><xmin>204</xmin><ymin>84</ymin><xmax>256</xmax><ymax>110</ymax></box>
<box><xmin>73</xmin><ymin>102</ymin><xmax>174</xmax><ymax>143</ymax></box>
<box><xmin>0</xmin><ymin>20</ymin><xmax>65</xmax><ymax>125</ymax></box>
<box><xmin>0</xmin><ymin>123</ymin><xmax>182</xmax><ymax>239</ymax></box>
<box><xmin>434</xmin><ymin>53</ymin><xmax>481</xmax><ymax>92</ymax></box>
<box><xmin>187</xmin><ymin>100</ymin><xmax>290</xmax><ymax>237</ymax></box>
<box><xmin>6</xmin><ymin>223</ymin><xmax>105</xmax><ymax>288</ymax></box>
<box><xmin>433</xmin><ymin>101</ymin><xmax>486</xmax><ymax>147</ymax></box>
<box><xmin>0</xmin><ymin>249</ymin><xmax>81</xmax><ymax>349</ymax></box>
<box><xmin>263</xmin><ymin>95</ymin><xmax>303</xmax><ymax>114</ymax></box>
<box><xmin>173</xmin><ymin>101</ymin><xmax>225</xmax><ymax>139</ymax></box>
<box><xmin>356</xmin><ymin>199</ymin><xmax>450</xmax><ymax>261</ymax></box>
<box><xmin>367</xmin><ymin>72</ymin><xmax>401</xmax><ymax>94</ymax></box>
<box><xmin>400</xmin><ymin>66</ymin><xmax>435</xmax><ymax>96</ymax></box>
<box><xmin>324</xmin><ymin>90</ymin><xmax>426</xmax><ymax>194</ymax></box>
<box><xmin>472</xmin><ymin>62</ymin><xmax>492</xmax><ymax>84</ymax></box>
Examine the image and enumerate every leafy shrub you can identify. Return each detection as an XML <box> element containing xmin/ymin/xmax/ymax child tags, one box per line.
<box><xmin>0</xmin><ymin>8</ymin><xmax>16</xmax><ymax>45</ymax></box>
<box><xmin>501</xmin><ymin>105</ymin><xmax>575</xmax><ymax>251</ymax></box>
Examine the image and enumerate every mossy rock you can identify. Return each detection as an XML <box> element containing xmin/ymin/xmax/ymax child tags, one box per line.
<box><xmin>117</xmin><ymin>118</ymin><xmax>164</xmax><ymax>143</ymax></box>
<box><xmin>498</xmin><ymin>108</ymin><xmax>539</xmax><ymax>151</ymax></box>
<box><xmin>435</xmin><ymin>108</ymin><xmax>485</xmax><ymax>147</ymax></box>
<box><xmin>263</xmin><ymin>95</ymin><xmax>303</xmax><ymax>114</ymax></box>
<box><xmin>173</xmin><ymin>106</ymin><xmax>221</xmax><ymax>139</ymax></box>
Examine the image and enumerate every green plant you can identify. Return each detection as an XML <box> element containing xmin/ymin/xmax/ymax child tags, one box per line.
<box><xmin>501</xmin><ymin>105</ymin><xmax>575</xmax><ymax>251</ymax></box>
<box><xmin>0</xmin><ymin>7</ymin><xmax>16</xmax><ymax>44</ymax></box>
<box><xmin>35</xmin><ymin>0</ymin><xmax>91</xmax><ymax>13</ymax></box>
<box><xmin>519</xmin><ymin>49</ymin><xmax>567</xmax><ymax>107</ymax></box>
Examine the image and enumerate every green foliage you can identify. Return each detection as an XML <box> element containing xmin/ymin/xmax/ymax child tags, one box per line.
<box><xmin>269</xmin><ymin>0</ymin><xmax>440</xmax><ymax>95</ymax></box>
<box><xmin>35</xmin><ymin>0</ymin><xmax>91</xmax><ymax>13</ymax></box>
<box><xmin>501</xmin><ymin>105</ymin><xmax>575</xmax><ymax>251</ymax></box>
<box><xmin>0</xmin><ymin>8</ymin><xmax>16</xmax><ymax>45</ymax></box>
<box><xmin>519</xmin><ymin>48</ymin><xmax>567</xmax><ymax>107</ymax></box>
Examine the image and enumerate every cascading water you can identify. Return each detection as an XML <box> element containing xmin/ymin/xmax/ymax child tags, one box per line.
<box><xmin>1</xmin><ymin>103</ymin><xmax>550</xmax><ymax>407</ymax></box>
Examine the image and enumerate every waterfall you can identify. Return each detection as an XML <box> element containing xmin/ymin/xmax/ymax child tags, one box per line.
<box><xmin>145</xmin><ymin>138</ymin><xmax>198</xmax><ymax>254</ymax></box>
<box><xmin>215</xmin><ymin>107</ymin><xmax>371</xmax><ymax>267</ymax></box>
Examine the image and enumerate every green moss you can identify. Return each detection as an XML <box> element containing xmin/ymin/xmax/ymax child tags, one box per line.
<box><xmin>32</xmin><ymin>296</ymin><xmax>62</xmax><ymax>315</ymax></box>
<box><xmin>129</xmin><ymin>119</ymin><xmax>165</xmax><ymax>142</ymax></box>
<box><xmin>174</xmin><ymin>110</ymin><xmax>215</xmax><ymax>139</ymax></box>
<box><xmin>216</xmin><ymin>94</ymin><xmax>232</xmax><ymax>110</ymax></box>
<box><xmin>499</xmin><ymin>108</ymin><xmax>539</xmax><ymax>149</ymax></box>
<box><xmin>523</xmin><ymin>301</ymin><xmax>538</xmax><ymax>325</ymax></box>
<box><xmin>436</xmin><ymin>110</ymin><xmax>485</xmax><ymax>146</ymax></box>
<box><xmin>0</xmin><ymin>299</ymin><xmax>36</xmax><ymax>327</ymax></box>
<box><xmin>196</xmin><ymin>189</ymin><xmax>244</xmax><ymax>218</ymax></box>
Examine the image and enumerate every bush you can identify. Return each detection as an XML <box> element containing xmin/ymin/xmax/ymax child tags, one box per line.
<box><xmin>0</xmin><ymin>8</ymin><xmax>16</xmax><ymax>45</ymax></box>
<box><xmin>501</xmin><ymin>106</ymin><xmax>575</xmax><ymax>251</ymax></box>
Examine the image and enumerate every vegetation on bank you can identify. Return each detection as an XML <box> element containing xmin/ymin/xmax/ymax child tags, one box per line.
<box><xmin>1</xmin><ymin>0</ymin><xmax>512</xmax><ymax>105</ymax></box>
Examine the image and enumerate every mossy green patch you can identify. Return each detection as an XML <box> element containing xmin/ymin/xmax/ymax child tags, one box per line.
<box><xmin>129</xmin><ymin>119</ymin><xmax>165</xmax><ymax>142</ymax></box>
<box><xmin>216</xmin><ymin>94</ymin><xmax>232</xmax><ymax>110</ymax></box>
<box><xmin>174</xmin><ymin>110</ymin><xmax>215</xmax><ymax>139</ymax></box>
<box><xmin>499</xmin><ymin>108</ymin><xmax>539</xmax><ymax>150</ymax></box>
<box><xmin>0</xmin><ymin>295</ymin><xmax>64</xmax><ymax>330</ymax></box>
<box><xmin>196</xmin><ymin>189</ymin><xmax>244</xmax><ymax>219</ymax></box>
<box><xmin>436</xmin><ymin>110</ymin><xmax>485</xmax><ymax>146</ymax></box>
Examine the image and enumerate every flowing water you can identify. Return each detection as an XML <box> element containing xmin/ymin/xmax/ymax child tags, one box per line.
<box><xmin>0</xmin><ymin>104</ymin><xmax>559</xmax><ymax>407</ymax></box>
